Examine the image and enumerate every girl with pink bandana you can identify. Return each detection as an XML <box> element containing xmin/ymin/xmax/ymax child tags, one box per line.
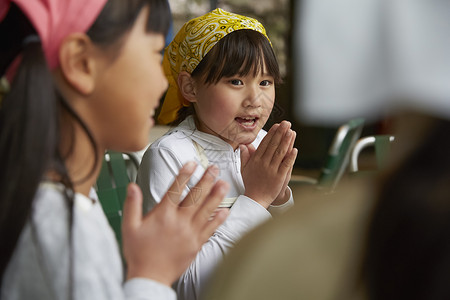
<box><xmin>136</xmin><ymin>8</ymin><xmax>297</xmax><ymax>300</ymax></box>
<box><xmin>0</xmin><ymin>1</ymin><xmax>230</xmax><ymax>299</ymax></box>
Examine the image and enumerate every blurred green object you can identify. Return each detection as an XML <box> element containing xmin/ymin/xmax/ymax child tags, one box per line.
<box><xmin>317</xmin><ymin>118</ymin><xmax>365</xmax><ymax>191</ymax></box>
<box><xmin>96</xmin><ymin>150</ymin><xmax>139</xmax><ymax>248</ymax></box>
<box><xmin>291</xmin><ymin>118</ymin><xmax>365</xmax><ymax>193</ymax></box>
<box><xmin>350</xmin><ymin>134</ymin><xmax>395</xmax><ymax>174</ymax></box>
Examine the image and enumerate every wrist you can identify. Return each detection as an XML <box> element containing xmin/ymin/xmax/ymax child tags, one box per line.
<box><xmin>272</xmin><ymin>188</ymin><xmax>290</xmax><ymax>206</ymax></box>
<box><xmin>244</xmin><ymin>192</ymin><xmax>272</xmax><ymax>209</ymax></box>
<box><xmin>126</xmin><ymin>265</ymin><xmax>173</xmax><ymax>287</ymax></box>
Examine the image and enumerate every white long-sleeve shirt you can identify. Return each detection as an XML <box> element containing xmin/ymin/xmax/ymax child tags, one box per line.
<box><xmin>1</xmin><ymin>182</ymin><xmax>176</xmax><ymax>300</ymax></box>
<box><xmin>136</xmin><ymin>116</ymin><xmax>294</xmax><ymax>300</ymax></box>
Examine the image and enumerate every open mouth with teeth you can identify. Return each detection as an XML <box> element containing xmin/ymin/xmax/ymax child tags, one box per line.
<box><xmin>235</xmin><ymin>116</ymin><xmax>259</xmax><ymax>128</ymax></box>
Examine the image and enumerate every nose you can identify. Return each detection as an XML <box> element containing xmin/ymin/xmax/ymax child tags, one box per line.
<box><xmin>243</xmin><ymin>84</ymin><xmax>262</xmax><ymax>108</ymax></box>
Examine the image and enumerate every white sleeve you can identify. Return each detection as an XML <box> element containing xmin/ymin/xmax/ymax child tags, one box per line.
<box><xmin>175</xmin><ymin>195</ymin><xmax>272</xmax><ymax>300</ymax></box>
<box><xmin>268</xmin><ymin>187</ymin><xmax>295</xmax><ymax>217</ymax></box>
<box><xmin>124</xmin><ymin>278</ymin><xmax>176</xmax><ymax>300</ymax></box>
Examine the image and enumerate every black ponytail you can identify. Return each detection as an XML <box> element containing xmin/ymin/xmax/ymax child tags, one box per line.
<box><xmin>0</xmin><ymin>41</ymin><xmax>61</xmax><ymax>280</ymax></box>
<box><xmin>0</xmin><ymin>4</ymin><xmax>76</xmax><ymax>282</ymax></box>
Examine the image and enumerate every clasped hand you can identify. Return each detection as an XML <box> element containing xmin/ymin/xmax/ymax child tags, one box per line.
<box><xmin>240</xmin><ymin>121</ymin><xmax>297</xmax><ymax>208</ymax></box>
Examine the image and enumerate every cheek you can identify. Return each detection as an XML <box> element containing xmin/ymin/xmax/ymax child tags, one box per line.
<box><xmin>211</xmin><ymin>100</ymin><xmax>238</xmax><ymax>127</ymax></box>
<box><xmin>261</xmin><ymin>95</ymin><xmax>275</xmax><ymax>120</ymax></box>
<box><xmin>113</xmin><ymin>111</ymin><xmax>150</xmax><ymax>151</ymax></box>
<box><xmin>149</xmin><ymin>60</ymin><xmax>167</xmax><ymax>87</ymax></box>
<box><xmin>103</xmin><ymin>88</ymin><xmax>150</xmax><ymax>149</ymax></box>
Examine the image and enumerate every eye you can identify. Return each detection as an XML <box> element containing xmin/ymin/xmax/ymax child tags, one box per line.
<box><xmin>230</xmin><ymin>79</ymin><xmax>243</xmax><ymax>86</ymax></box>
<box><xmin>260</xmin><ymin>80</ymin><xmax>272</xmax><ymax>87</ymax></box>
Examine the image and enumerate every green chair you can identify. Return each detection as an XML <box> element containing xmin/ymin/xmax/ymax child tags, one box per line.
<box><xmin>349</xmin><ymin>135</ymin><xmax>395</xmax><ymax>174</ymax></box>
<box><xmin>96</xmin><ymin>150</ymin><xmax>139</xmax><ymax>247</ymax></box>
<box><xmin>290</xmin><ymin>118</ymin><xmax>365</xmax><ymax>193</ymax></box>
<box><xmin>316</xmin><ymin>118</ymin><xmax>365</xmax><ymax>191</ymax></box>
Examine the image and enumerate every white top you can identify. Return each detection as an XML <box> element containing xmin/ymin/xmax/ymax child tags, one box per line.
<box><xmin>136</xmin><ymin>115</ymin><xmax>294</xmax><ymax>300</ymax></box>
<box><xmin>1</xmin><ymin>182</ymin><xmax>176</xmax><ymax>300</ymax></box>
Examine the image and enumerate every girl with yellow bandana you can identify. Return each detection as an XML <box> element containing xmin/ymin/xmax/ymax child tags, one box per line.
<box><xmin>136</xmin><ymin>8</ymin><xmax>298</xmax><ymax>300</ymax></box>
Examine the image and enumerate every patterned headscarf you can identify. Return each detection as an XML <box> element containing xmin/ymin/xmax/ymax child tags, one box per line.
<box><xmin>158</xmin><ymin>8</ymin><xmax>271</xmax><ymax>124</ymax></box>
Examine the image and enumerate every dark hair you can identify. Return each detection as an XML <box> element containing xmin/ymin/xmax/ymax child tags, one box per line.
<box><xmin>360</xmin><ymin>117</ymin><xmax>450</xmax><ymax>299</ymax></box>
<box><xmin>171</xmin><ymin>29</ymin><xmax>281</xmax><ymax>125</ymax></box>
<box><xmin>0</xmin><ymin>0</ymin><xmax>171</xmax><ymax>282</ymax></box>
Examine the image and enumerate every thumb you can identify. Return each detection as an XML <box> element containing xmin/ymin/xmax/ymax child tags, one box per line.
<box><xmin>247</xmin><ymin>144</ymin><xmax>256</xmax><ymax>156</ymax></box>
<box><xmin>122</xmin><ymin>183</ymin><xmax>143</xmax><ymax>235</ymax></box>
<box><xmin>240</xmin><ymin>144</ymin><xmax>251</xmax><ymax>169</ymax></box>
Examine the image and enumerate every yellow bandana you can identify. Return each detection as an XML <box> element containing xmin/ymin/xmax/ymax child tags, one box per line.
<box><xmin>158</xmin><ymin>8</ymin><xmax>271</xmax><ymax>124</ymax></box>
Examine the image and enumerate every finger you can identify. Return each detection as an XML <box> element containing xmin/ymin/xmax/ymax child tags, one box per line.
<box><xmin>200</xmin><ymin>208</ymin><xmax>229</xmax><ymax>243</ymax></box>
<box><xmin>239</xmin><ymin>144</ymin><xmax>256</xmax><ymax>170</ymax></box>
<box><xmin>179</xmin><ymin>165</ymin><xmax>219</xmax><ymax>207</ymax></box>
<box><xmin>263</xmin><ymin>121</ymin><xmax>291</xmax><ymax>162</ymax></box>
<box><xmin>161</xmin><ymin>161</ymin><xmax>197</xmax><ymax>206</ymax></box>
<box><xmin>239</xmin><ymin>145</ymin><xmax>250</xmax><ymax>170</ymax></box>
<box><xmin>288</xmin><ymin>130</ymin><xmax>296</xmax><ymax>151</ymax></box>
<box><xmin>275</xmin><ymin>129</ymin><xmax>296</xmax><ymax>165</ymax></box>
<box><xmin>253</xmin><ymin>123</ymin><xmax>279</xmax><ymax>159</ymax></box>
<box><xmin>280</xmin><ymin>147</ymin><xmax>296</xmax><ymax>188</ymax></box>
<box><xmin>247</xmin><ymin>143</ymin><xmax>256</xmax><ymax>156</ymax></box>
<box><xmin>193</xmin><ymin>180</ymin><xmax>229</xmax><ymax>229</ymax></box>
<box><xmin>269</xmin><ymin>123</ymin><xmax>293</xmax><ymax>167</ymax></box>
<box><xmin>279</xmin><ymin>148</ymin><xmax>298</xmax><ymax>174</ymax></box>
<box><xmin>122</xmin><ymin>183</ymin><xmax>143</xmax><ymax>235</ymax></box>
<box><xmin>284</xmin><ymin>162</ymin><xmax>294</xmax><ymax>187</ymax></box>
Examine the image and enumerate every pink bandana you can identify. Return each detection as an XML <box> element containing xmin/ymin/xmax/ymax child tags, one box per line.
<box><xmin>0</xmin><ymin>0</ymin><xmax>107</xmax><ymax>69</ymax></box>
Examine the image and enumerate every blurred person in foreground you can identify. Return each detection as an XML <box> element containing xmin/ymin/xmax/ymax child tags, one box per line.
<box><xmin>202</xmin><ymin>0</ymin><xmax>450</xmax><ymax>299</ymax></box>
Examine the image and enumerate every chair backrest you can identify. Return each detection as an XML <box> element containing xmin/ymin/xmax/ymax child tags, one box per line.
<box><xmin>96</xmin><ymin>150</ymin><xmax>139</xmax><ymax>247</ymax></box>
<box><xmin>316</xmin><ymin>118</ymin><xmax>365</xmax><ymax>192</ymax></box>
<box><xmin>350</xmin><ymin>135</ymin><xmax>395</xmax><ymax>173</ymax></box>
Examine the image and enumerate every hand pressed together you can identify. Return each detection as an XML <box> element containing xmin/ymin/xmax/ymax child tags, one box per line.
<box><xmin>240</xmin><ymin>121</ymin><xmax>298</xmax><ymax>208</ymax></box>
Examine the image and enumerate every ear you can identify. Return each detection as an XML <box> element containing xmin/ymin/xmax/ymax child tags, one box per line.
<box><xmin>178</xmin><ymin>71</ymin><xmax>197</xmax><ymax>103</ymax></box>
<box><xmin>58</xmin><ymin>33</ymin><xmax>96</xmax><ymax>95</ymax></box>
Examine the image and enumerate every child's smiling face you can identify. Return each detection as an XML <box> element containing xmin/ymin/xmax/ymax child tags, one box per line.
<box><xmin>191</xmin><ymin>67</ymin><xmax>275</xmax><ymax>149</ymax></box>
